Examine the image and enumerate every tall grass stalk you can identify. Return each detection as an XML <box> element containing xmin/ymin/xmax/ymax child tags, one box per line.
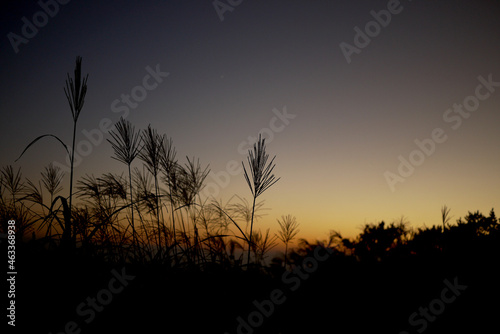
<box><xmin>139</xmin><ymin>125</ymin><xmax>164</xmax><ymax>255</ymax></box>
<box><xmin>276</xmin><ymin>214</ymin><xmax>300</xmax><ymax>268</ymax></box>
<box><xmin>441</xmin><ymin>205</ymin><xmax>453</xmax><ymax>231</ymax></box>
<box><xmin>107</xmin><ymin>117</ymin><xmax>142</xmax><ymax>256</ymax></box>
<box><xmin>64</xmin><ymin>56</ymin><xmax>89</xmax><ymax>247</ymax></box>
<box><xmin>242</xmin><ymin>134</ymin><xmax>279</xmax><ymax>266</ymax></box>
<box><xmin>159</xmin><ymin>136</ymin><xmax>177</xmax><ymax>259</ymax></box>
<box><xmin>15</xmin><ymin>56</ymin><xmax>88</xmax><ymax>249</ymax></box>
<box><xmin>251</xmin><ymin>228</ymin><xmax>277</xmax><ymax>265</ymax></box>
<box><xmin>0</xmin><ymin>165</ymin><xmax>24</xmax><ymax>205</ymax></box>
<box><xmin>171</xmin><ymin>157</ymin><xmax>209</xmax><ymax>264</ymax></box>
<box><xmin>41</xmin><ymin>163</ymin><xmax>64</xmax><ymax>204</ymax></box>
<box><xmin>0</xmin><ymin>166</ymin><xmax>35</xmax><ymax>238</ymax></box>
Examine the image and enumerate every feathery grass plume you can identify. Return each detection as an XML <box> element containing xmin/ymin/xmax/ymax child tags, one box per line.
<box><xmin>25</xmin><ymin>178</ymin><xmax>44</xmax><ymax>205</ymax></box>
<box><xmin>441</xmin><ymin>205</ymin><xmax>453</xmax><ymax>231</ymax></box>
<box><xmin>175</xmin><ymin>157</ymin><xmax>210</xmax><ymax>208</ymax></box>
<box><xmin>139</xmin><ymin>125</ymin><xmax>163</xmax><ymax>180</ymax></box>
<box><xmin>229</xmin><ymin>195</ymin><xmax>267</xmax><ymax>229</ymax></box>
<box><xmin>107</xmin><ymin>117</ymin><xmax>142</xmax><ymax>254</ymax></box>
<box><xmin>0</xmin><ymin>166</ymin><xmax>35</xmax><ymax>238</ymax></box>
<box><xmin>173</xmin><ymin>157</ymin><xmax>209</xmax><ymax>264</ymax></box>
<box><xmin>15</xmin><ymin>170</ymin><xmax>69</xmax><ymax>242</ymax></box>
<box><xmin>132</xmin><ymin>166</ymin><xmax>159</xmax><ymax>260</ymax></box>
<box><xmin>159</xmin><ymin>137</ymin><xmax>177</xmax><ymax>182</ymax></box>
<box><xmin>276</xmin><ymin>214</ymin><xmax>300</xmax><ymax>268</ymax></box>
<box><xmin>138</xmin><ymin>125</ymin><xmax>164</xmax><ymax>255</ymax></box>
<box><xmin>16</xmin><ymin>57</ymin><xmax>89</xmax><ymax>249</ymax></box>
<box><xmin>195</xmin><ymin>200</ymin><xmax>219</xmax><ymax>263</ymax></box>
<box><xmin>251</xmin><ymin>228</ymin><xmax>278</xmax><ymax>265</ymax></box>
<box><xmin>159</xmin><ymin>136</ymin><xmax>178</xmax><ymax>259</ymax></box>
<box><xmin>75</xmin><ymin>173</ymin><xmax>133</xmax><ymax>261</ymax></box>
<box><xmin>98</xmin><ymin>173</ymin><xmax>127</xmax><ymax>201</ymax></box>
<box><xmin>243</xmin><ymin>134</ymin><xmax>280</xmax><ymax>198</ymax></box>
<box><xmin>108</xmin><ymin>117</ymin><xmax>142</xmax><ymax>166</ymax></box>
<box><xmin>65</xmin><ymin>56</ymin><xmax>89</xmax><ymax>248</ymax></box>
<box><xmin>0</xmin><ymin>165</ymin><xmax>25</xmax><ymax>204</ymax></box>
<box><xmin>133</xmin><ymin>166</ymin><xmax>156</xmax><ymax>215</ymax></box>
<box><xmin>64</xmin><ymin>56</ymin><xmax>89</xmax><ymax>123</ymax></box>
<box><xmin>210</xmin><ymin>198</ymin><xmax>249</xmax><ymax>257</ymax></box>
<box><xmin>76</xmin><ymin>174</ymin><xmax>101</xmax><ymax>204</ymax></box>
<box><xmin>209</xmin><ymin>198</ymin><xmax>232</xmax><ymax>233</ymax></box>
<box><xmin>242</xmin><ymin>134</ymin><xmax>280</xmax><ymax>265</ymax></box>
<box><xmin>41</xmin><ymin>163</ymin><xmax>64</xmax><ymax>203</ymax></box>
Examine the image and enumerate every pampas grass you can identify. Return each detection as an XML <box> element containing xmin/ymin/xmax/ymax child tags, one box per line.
<box><xmin>138</xmin><ymin>125</ymin><xmax>164</xmax><ymax>254</ymax></box>
<box><xmin>276</xmin><ymin>214</ymin><xmax>300</xmax><ymax>268</ymax></box>
<box><xmin>107</xmin><ymin>117</ymin><xmax>142</xmax><ymax>254</ymax></box>
<box><xmin>16</xmin><ymin>56</ymin><xmax>88</xmax><ymax>250</ymax></box>
<box><xmin>242</xmin><ymin>134</ymin><xmax>280</xmax><ymax>265</ymax></box>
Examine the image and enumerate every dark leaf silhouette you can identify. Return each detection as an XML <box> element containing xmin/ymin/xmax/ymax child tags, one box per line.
<box><xmin>15</xmin><ymin>134</ymin><xmax>69</xmax><ymax>162</ymax></box>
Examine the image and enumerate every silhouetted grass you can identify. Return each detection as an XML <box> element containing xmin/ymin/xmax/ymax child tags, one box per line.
<box><xmin>107</xmin><ymin>117</ymin><xmax>142</xmax><ymax>257</ymax></box>
<box><xmin>242</xmin><ymin>134</ymin><xmax>280</xmax><ymax>265</ymax></box>
<box><xmin>15</xmin><ymin>56</ymin><xmax>88</xmax><ymax>251</ymax></box>
<box><xmin>276</xmin><ymin>214</ymin><xmax>300</xmax><ymax>268</ymax></box>
<box><xmin>4</xmin><ymin>58</ymin><xmax>500</xmax><ymax>333</ymax></box>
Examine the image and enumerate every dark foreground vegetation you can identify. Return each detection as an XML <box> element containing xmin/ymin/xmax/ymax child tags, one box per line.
<box><xmin>4</xmin><ymin>206</ymin><xmax>500</xmax><ymax>333</ymax></box>
<box><xmin>2</xmin><ymin>58</ymin><xmax>498</xmax><ymax>333</ymax></box>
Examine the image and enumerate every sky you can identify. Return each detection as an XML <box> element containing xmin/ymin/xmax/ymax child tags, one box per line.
<box><xmin>1</xmin><ymin>0</ymin><xmax>499</xmax><ymax>241</ymax></box>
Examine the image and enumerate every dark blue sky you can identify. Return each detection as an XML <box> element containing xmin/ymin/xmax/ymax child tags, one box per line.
<box><xmin>1</xmin><ymin>0</ymin><xmax>499</xmax><ymax>238</ymax></box>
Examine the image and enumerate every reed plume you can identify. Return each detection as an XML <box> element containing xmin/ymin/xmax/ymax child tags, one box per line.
<box><xmin>107</xmin><ymin>117</ymin><xmax>142</xmax><ymax>254</ymax></box>
<box><xmin>242</xmin><ymin>134</ymin><xmax>279</xmax><ymax>265</ymax></box>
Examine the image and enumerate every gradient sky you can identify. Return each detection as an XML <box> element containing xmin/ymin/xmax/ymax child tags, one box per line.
<box><xmin>1</xmin><ymin>0</ymin><xmax>499</xmax><ymax>241</ymax></box>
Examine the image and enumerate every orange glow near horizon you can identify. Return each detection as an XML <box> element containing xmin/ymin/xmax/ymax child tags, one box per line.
<box><xmin>2</xmin><ymin>1</ymin><xmax>499</xmax><ymax>250</ymax></box>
